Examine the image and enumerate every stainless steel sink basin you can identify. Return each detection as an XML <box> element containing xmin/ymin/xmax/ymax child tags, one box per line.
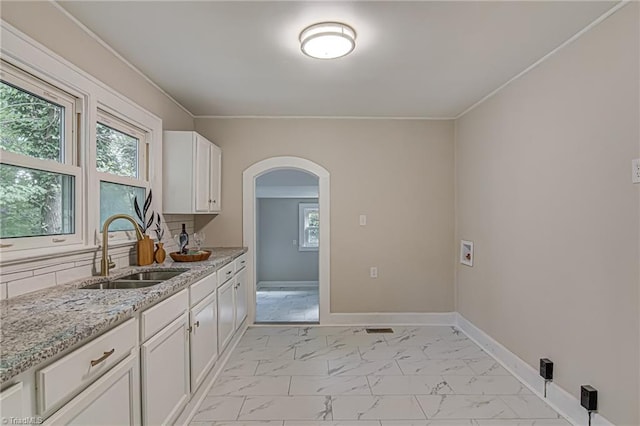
<box><xmin>117</xmin><ymin>270</ymin><xmax>186</xmax><ymax>281</ymax></box>
<box><xmin>82</xmin><ymin>270</ymin><xmax>187</xmax><ymax>290</ymax></box>
<box><xmin>82</xmin><ymin>280</ymin><xmax>163</xmax><ymax>290</ymax></box>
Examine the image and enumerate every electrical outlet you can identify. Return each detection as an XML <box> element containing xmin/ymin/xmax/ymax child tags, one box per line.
<box><xmin>632</xmin><ymin>158</ymin><xmax>640</xmax><ymax>184</ymax></box>
<box><xmin>370</xmin><ymin>267</ymin><xmax>378</xmax><ymax>278</ymax></box>
<box><xmin>292</xmin><ymin>240</ymin><xmax>297</xmax><ymax>246</ymax></box>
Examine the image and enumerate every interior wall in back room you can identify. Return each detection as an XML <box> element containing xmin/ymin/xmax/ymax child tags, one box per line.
<box><xmin>1</xmin><ymin>1</ymin><xmax>194</xmax><ymax>130</ymax></box>
<box><xmin>257</xmin><ymin>198</ymin><xmax>319</xmax><ymax>283</ymax></box>
<box><xmin>194</xmin><ymin>118</ymin><xmax>455</xmax><ymax>313</ymax></box>
<box><xmin>455</xmin><ymin>3</ymin><xmax>639</xmax><ymax>425</ymax></box>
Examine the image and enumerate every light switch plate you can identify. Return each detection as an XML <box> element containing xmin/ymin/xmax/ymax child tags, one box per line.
<box><xmin>370</xmin><ymin>267</ymin><xmax>378</xmax><ymax>278</ymax></box>
<box><xmin>359</xmin><ymin>215</ymin><xmax>367</xmax><ymax>226</ymax></box>
<box><xmin>632</xmin><ymin>159</ymin><xmax>640</xmax><ymax>184</ymax></box>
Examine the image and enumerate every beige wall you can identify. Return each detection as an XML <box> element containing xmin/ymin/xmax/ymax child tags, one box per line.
<box><xmin>195</xmin><ymin>118</ymin><xmax>455</xmax><ymax>313</ymax></box>
<box><xmin>1</xmin><ymin>1</ymin><xmax>194</xmax><ymax>130</ymax></box>
<box><xmin>455</xmin><ymin>4</ymin><xmax>639</xmax><ymax>425</ymax></box>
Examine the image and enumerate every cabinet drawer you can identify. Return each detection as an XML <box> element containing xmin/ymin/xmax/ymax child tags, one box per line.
<box><xmin>37</xmin><ymin>318</ymin><xmax>137</xmax><ymax>415</ymax></box>
<box><xmin>190</xmin><ymin>272</ymin><xmax>217</xmax><ymax>307</ymax></box>
<box><xmin>218</xmin><ymin>262</ymin><xmax>235</xmax><ymax>286</ymax></box>
<box><xmin>234</xmin><ymin>253</ymin><xmax>247</xmax><ymax>272</ymax></box>
<box><xmin>141</xmin><ymin>289</ymin><xmax>188</xmax><ymax>342</ymax></box>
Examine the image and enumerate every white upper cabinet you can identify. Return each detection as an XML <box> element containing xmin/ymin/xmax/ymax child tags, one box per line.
<box><xmin>163</xmin><ymin>131</ymin><xmax>222</xmax><ymax>214</ymax></box>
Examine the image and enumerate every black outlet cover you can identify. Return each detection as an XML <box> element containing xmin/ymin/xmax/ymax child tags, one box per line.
<box><xmin>581</xmin><ymin>385</ymin><xmax>598</xmax><ymax>411</ymax></box>
<box><xmin>539</xmin><ymin>358</ymin><xmax>553</xmax><ymax>380</ymax></box>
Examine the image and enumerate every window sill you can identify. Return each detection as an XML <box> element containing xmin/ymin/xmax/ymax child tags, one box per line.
<box><xmin>298</xmin><ymin>246</ymin><xmax>319</xmax><ymax>252</ymax></box>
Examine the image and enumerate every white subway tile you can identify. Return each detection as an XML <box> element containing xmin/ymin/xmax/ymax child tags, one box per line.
<box><xmin>8</xmin><ymin>273</ymin><xmax>56</xmax><ymax>298</ymax></box>
<box><xmin>0</xmin><ymin>270</ymin><xmax>34</xmax><ymax>284</ymax></box>
<box><xmin>56</xmin><ymin>264</ymin><xmax>94</xmax><ymax>284</ymax></box>
<box><xmin>33</xmin><ymin>262</ymin><xmax>75</xmax><ymax>275</ymax></box>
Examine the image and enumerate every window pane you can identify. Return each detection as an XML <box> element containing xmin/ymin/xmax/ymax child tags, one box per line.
<box><xmin>0</xmin><ymin>81</ymin><xmax>64</xmax><ymax>162</ymax></box>
<box><xmin>100</xmin><ymin>181</ymin><xmax>145</xmax><ymax>231</ymax></box>
<box><xmin>96</xmin><ymin>122</ymin><xmax>139</xmax><ymax>178</ymax></box>
<box><xmin>306</xmin><ymin>227</ymin><xmax>319</xmax><ymax>246</ymax></box>
<box><xmin>304</xmin><ymin>207</ymin><xmax>319</xmax><ymax>247</ymax></box>
<box><xmin>0</xmin><ymin>164</ymin><xmax>74</xmax><ymax>238</ymax></box>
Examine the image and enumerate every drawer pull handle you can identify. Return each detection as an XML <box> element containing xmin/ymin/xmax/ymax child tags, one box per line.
<box><xmin>195</xmin><ymin>321</ymin><xmax>200</xmax><ymax>328</ymax></box>
<box><xmin>90</xmin><ymin>349</ymin><xmax>115</xmax><ymax>367</ymax></box>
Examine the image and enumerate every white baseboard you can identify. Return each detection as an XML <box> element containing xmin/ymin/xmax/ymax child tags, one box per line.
<box><xmin>257</xmin><ymin>280</ymin><xmax>319</xmax><ymax>289</ymax></box>
<box><xmin>324</xmin><ymin>312</ymin><xmax>456</xmax><ymax>326</ymax></box>
<box><xmin>455</xmin><ymin>313</ymin><xmax>614</xmax><ymax>426</ymax></box>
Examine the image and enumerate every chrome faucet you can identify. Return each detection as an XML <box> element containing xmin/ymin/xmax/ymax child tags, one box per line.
<box><xmin>101</xmin><ymin>214</ymin><xmax>144</xmax><ymax>277</ymax></box>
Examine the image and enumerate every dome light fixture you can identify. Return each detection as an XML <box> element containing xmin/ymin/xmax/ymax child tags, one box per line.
<box><xmin>299</xmin><ymin>22</ymin><xmax>356</xmax><ymax>59</ymax></box>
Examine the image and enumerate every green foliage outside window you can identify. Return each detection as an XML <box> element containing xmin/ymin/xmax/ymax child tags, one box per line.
<box><xmin>0</xmin><ymin>81</ymin><xmax>72</xmax><ymax>238</ymax></box>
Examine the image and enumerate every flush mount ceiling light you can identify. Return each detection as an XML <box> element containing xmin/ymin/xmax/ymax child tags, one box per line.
<box><xmin>299</xmin><ymin>22</ymin><xmax>356</xmax><ymax>59</ymax></box>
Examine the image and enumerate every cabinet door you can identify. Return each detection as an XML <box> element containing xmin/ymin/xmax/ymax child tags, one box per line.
<box><xmin>0</xmin><ymin>383</ymin><xmax>24</xmax><ymax>420</ymax></box>
<box><xmin>141</xmin><ymin>313</ymin><xmax>190</xmax><ymax>426</ymax></box>
<box><xmin>209</xmin><ymin>144</ymin><xmax>222</xmax><ymax>212</ymax></box>
<box><xmin>190</xmin><ymin>292</ymin><xmax>218</xmax><ymax>393</ymax></box>
<box><xmin>194</xmin><ymin>135</ymin><xmax>211</xmax><ymax>212</ymax></box>
<box><xmin>234</xmin><ymin>268</ymin><xmax>248</xmax><ymax>330</ymax></box>
<box><xmin>44</xmin><ymin>354</ymin><xmax>140</xmax><ymax>426</ymax></box>
<box><xmin>217</xmin><ymin>278</ymin><xmax>236</xmax><ymax>353</ymax></box>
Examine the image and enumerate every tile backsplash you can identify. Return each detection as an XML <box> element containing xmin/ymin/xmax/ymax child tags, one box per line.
<box><xmin>0</xmin><ymin>214</ymin><xmax>195</xmax><ymax>300</ymax></box>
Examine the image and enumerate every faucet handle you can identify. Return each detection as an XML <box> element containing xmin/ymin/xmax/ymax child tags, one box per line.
<box><xmin>108</xmin><ymin>255</ymin><xmax>116</xmax><ymax>270</ymax></box>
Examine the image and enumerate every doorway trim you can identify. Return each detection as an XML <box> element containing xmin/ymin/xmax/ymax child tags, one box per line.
<box><xmin>243</xmin><ymin>156</ymin><xmax>330</xmax><ymax>324</ymax></box>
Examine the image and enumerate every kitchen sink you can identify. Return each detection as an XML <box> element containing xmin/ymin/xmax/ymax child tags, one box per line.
<box><xmin>116</xmin><ymin>270</ymin><xmax>187</xmax><ymax>281</ymax></box>
<box><xmin>82</xmin><ymin>270</ymin><xmax>187</xmax><ymax>290</ymax></box>
<box><xmin>82</xmin><ymin>280</ymin><xmax>163</xmax><ymax>290</ymax></box>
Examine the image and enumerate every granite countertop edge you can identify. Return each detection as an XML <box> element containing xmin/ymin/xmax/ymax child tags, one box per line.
<box><xmin>0</xmin><ymin>247</ymin><xmax>247</xmax><ymax>384</ymax></box>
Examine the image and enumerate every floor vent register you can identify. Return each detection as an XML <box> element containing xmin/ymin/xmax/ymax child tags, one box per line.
<box><xmin>365</xmin><ymin>328</ymin><xmax>394</xmax><ymax>334</ymax></box>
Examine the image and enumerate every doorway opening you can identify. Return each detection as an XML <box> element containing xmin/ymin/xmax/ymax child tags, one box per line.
<box><xmin>255</xmin><ymin>169</ymin><xmax>318</xmax><ymax>322</ymax></box>
<box><xmin>243</xmin><ymin>157</ymin><xmax>330</xmax><ymax>325</ymax></box>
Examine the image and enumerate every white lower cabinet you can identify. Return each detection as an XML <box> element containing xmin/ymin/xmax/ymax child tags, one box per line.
<box><xmin>141</xmin><ymin>313</ymin><xmax>190</xmax><ymax>426</ymax></box>
<box><xmin>234</xmin><ymin>268</ymin><xmax>248</xmax><ymax>330</ymax></box>
<box><xmin>44</xmin><ymin>354</ymin><xmax>140</xmax><ymax>425</ymax></box>
<box><xmin>190</xmin><ymin>292</ymin><xmax>218</xmax><ymax>393</ymax></box>
<box><xmin>217</xmin><ymin>277</ymin><xmax>236</xmax><ymax>353</ymax></box>
<box><xmin>0</xmin><ymin>382</ymin><xmax>24</xmax><ymax>420</ymax></box>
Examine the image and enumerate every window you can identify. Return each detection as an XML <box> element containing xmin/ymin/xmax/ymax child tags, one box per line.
<box><xmin>299</xmin><ymin>203</ymin><xmax>319</xmax><ymax>251</ymax></box>
<box><xmin>96</xmin><ymin>110</ymin><xmax>149</xmax><ymax>234</ymax></box>
<box><xmin>0</xmin><ymin>61</ymin><xmax>81</xmax><ymax>249</ymax></box>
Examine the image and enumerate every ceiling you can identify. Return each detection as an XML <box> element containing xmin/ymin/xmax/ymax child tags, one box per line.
<box><xmin>58</xmin><ymin>1</ymin><xmax>617</xmax><ymax>118</ymax></box>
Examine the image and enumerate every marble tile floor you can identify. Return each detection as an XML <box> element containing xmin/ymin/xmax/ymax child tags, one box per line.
<box><xmin>190</xmin><ymin>326</ymin><xmax>570</xmax><ymax>426</ymax></box>
<box><xmin>256</xmin><ymin>287</ymin><xmax>319</xmax><ymax>323</ymax></box>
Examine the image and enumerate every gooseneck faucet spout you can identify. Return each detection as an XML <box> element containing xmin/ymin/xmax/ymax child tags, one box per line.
<box><xmin>101</xmin><ymin>214</ymin><xmax>144</xmax><ymax>277</ymax></box>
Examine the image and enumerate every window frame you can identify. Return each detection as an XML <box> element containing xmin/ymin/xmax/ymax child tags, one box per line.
<box><xmin>0</xmin><ymin>61</ymin><xmax>83</xmax><ymax>251</ymax></box>
<box><xmin>95</xmin><ymin>108</ymin><xmax>150</xmax><ymax>243</ymax></box>
<box><xmin>0</xmin><ymin>23</ymin><xmax>164</xmax><ymax>263</ymax></box>
<box><xmin>298</xmin><ymin>202</ymin><xmax>319</xmax><ymax>252</ymax></box>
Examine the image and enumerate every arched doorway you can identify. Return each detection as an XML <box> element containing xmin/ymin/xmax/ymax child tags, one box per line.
<box><xmin>243</xmin><ymin>157</ymin><xmax>330</xmax><ymax>324</ymax></box>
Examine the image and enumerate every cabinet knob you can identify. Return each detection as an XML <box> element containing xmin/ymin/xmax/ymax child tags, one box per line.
<box><xmin>195</xmin><ymin>321</ymin><xmax>200</xmax><ymax>328</ymax></box>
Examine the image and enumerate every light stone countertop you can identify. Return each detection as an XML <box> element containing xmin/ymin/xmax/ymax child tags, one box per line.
<box><xmin>0</xmin><ymin>247</ymin><xmax>247</xmax><ymax>384</ymax></box>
